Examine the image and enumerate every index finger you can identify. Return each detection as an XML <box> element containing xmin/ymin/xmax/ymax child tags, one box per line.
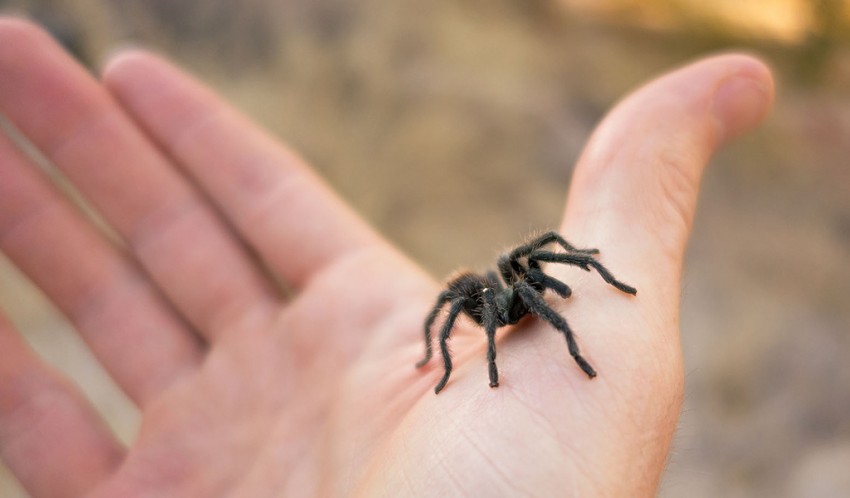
<box><xmin>102</xmin><ymin>50</ymin><xmax>384</xmax><ymax>290</ymax></box>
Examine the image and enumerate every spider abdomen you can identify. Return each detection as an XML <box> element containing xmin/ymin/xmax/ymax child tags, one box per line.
<box><xmin>445</xmin><ymin>272</ymin><xmax>491</xmax><ymax>325</ymax></box>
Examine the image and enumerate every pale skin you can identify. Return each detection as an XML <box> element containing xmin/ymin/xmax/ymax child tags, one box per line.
<box><xmin>0</xmin><ymin>18</ymin><xmax>774</xmax><ymax>497</ymax></box>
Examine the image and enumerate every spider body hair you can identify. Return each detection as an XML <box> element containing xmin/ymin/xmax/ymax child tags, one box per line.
<box><xmin>416</xmin><ymin>231</ymin><xmax>636</xmax><ymax>394</ymax></box>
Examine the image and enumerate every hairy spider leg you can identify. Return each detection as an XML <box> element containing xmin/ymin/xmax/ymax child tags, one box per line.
<box><xmin>481</xmin><ymin>288</ymin><xmax>500</xmax><ymax>388</ymax></box>
<box><xmin>499</xmin><ymin>231</ymin><xmax>600</xmax><ymax>285</ymax></box>
<box><xmin>508</xmin><ymin>231</ymin><xmax>600</xmax><ymax>262</ymax></box>
<box><xmin>485</xmin><ymin>271</ymin><xmax>504</xmax><ymax>291</ymax></box>
<box><xmin>434</xmin><ymin>298</ymin><xmax>466</xmax><ymax>394</ymax></box>
<box><xmin>529</xmin><ymin>251</ymin><xmax>637</xmax><ymax>296</ymax></box>
<box><xmin>416</xmin><ymin>291</ymin><xmax>452</xmax><ymax>368</ymax></box>
<box><xmin>497</xmin><ymin>254</ymin><xmax>518</xmax><ymax>285</ymax></box>
<box><xmin>514</xmin><ymin>281</ymin><xmax>597</xmax><ymax>378</ymax></box>
<box><xmin>527</xmin><ymin>267</ymin><xmax>572</xmax><ymax>298</ymax></box>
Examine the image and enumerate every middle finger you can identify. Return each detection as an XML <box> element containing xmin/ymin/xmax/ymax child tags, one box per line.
<box><xmin>0</xmin><ymin>20</ymin><xmax>280</xmax><ymax>340</ymax></box>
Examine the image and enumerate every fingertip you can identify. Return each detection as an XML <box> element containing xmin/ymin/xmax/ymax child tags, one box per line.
<box><xmin>100</xmin><ymin>47</ymin><xmax>160</xmax><ymax>86</ymax></box>
<box><xmin>0</xmin><ymin>16</ymin><xmax>51</xmax><ymax>65</ymax></box>
<box><xmin>711</xmin><ymin>55</ymin><xmax>775</xmax><ymax>143</ymax></box>
<box><xmin>0</xmin><ymin>15</ymin><xmax>44</xmax><ymax>42</ymax></box>
<box><xmin>713</xmin><ymin>53</ymin><xmax>774</xmax><ymax>83</ymax></box>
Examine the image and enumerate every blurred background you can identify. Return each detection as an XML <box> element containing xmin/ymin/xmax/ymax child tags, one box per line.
<box><xmin>0</xmin><ymin>0</ymin><xmax>848</xmax><ymax>496</ymax></box>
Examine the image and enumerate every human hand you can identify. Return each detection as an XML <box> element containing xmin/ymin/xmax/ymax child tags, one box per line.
<box><xmin>0</xmin><ymin>19</ymin><xmax>773</xmax><ymax>497</ymax></box>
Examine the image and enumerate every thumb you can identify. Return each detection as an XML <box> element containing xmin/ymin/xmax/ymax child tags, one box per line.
<box><xmin>562</xmin><ymin>54</ymin><xmax>774</xmax><ymax>300</ymax></box>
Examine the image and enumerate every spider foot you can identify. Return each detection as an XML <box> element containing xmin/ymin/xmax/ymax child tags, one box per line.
<box><xmin>575</xmin><ymin>355</ymin><xmax>597</xmax><ymax>378</ymax></box>
<box><xmin>552</xmin><ymin>283</ymin><xmax>572</xmax><ymax>298</ymax></box>
<box><xmin>415</xmin><ymin>356</ymin><xmax>430</xmax><ymax>369</ymax></box>
<box><xmin>489</xmin><ymin>381</ymin><xmax>499</xmax><ymax>388</ymax></box>
<box><xmin>434</xmin><ymin>373</ymin><xmax>451</xmax><ymax>394</ymax></box>
<box><xmin>611</xmin><ymin>280</ymin><xmax>637</xmax><ymax>296</ymax></box>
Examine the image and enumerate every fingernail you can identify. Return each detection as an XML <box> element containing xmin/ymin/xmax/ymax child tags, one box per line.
<box><xmin>712</xmin><ymin>74</ymin><xmax>772</xmax><ymax>143</ymax></box>
<box><xmin>98</xmin><ymin>42</ymin><xmax>146</xmax><ymax>74</ymax></box>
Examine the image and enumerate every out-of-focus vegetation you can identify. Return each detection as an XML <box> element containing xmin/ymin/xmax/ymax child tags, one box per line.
<box><xmin>0</xmin><ymin>0</ymin><xmax>848</xmax><ymax>496</ymax></box>
<box><xmin>566</xmin><ymin>0</ymin><xmax>838</xmax><ymax>42</ymax></box>
<box><xmin>566</xmin><ymin>0</ymin><xmax>850</xmax><ymax>83</ymax></box>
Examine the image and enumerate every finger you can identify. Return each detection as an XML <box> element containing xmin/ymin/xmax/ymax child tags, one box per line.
<box><xmin>548</xmin><ymin>55</ymin><xmax>773</xmax><ymax>485</ymax></box>
<box><xmin>562</xmin><ymin>54</ymin><xmax>774</xmax><ymax>296</ymax></box>
<box><xmin>0</xmin><ymin>18</ymin><xmax>279</xmax><ymax>339</ymax></box>
<box><xmin>101</xmin><ymin>50</ymin><xmax>383</xmax><ymax>290</ymax></box>
<box><xmin>0</xmin><ymin>130</ymin><xmax>201</xmax><ymax>405</ymax></box>
<box><xmin>0</xmin><ymin>312</ymin><xmax>124</xmax><ymax>497</ymax></box>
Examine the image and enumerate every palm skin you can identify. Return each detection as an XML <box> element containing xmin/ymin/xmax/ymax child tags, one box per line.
<box><xmin>0</xmin><ymin>19</ymin><xmax>773</xmax><ymax>498</ymax></box>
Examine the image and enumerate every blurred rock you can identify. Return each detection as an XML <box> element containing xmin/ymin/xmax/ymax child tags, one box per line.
<box><xmin>787</xmin><ymin>442</ymin><xmax>850</xmax><ymax>498</ymax></box>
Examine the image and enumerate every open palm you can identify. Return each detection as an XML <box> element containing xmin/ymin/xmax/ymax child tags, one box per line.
<box><xmin>0</xmin><ymin>19</ymin><xmax>773</xmax><ymax>497</ymax></box>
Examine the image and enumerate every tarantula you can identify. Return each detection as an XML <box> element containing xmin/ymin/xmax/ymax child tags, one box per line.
<box><xmin>416</xmin><ymin>231</ymin><xmax>636</xmax><ymax>394</ymax></box>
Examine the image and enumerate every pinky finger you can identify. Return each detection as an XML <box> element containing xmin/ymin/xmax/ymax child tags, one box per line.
<box><xmin>0</xmin><ymin>312</ymin><xmax>123</xmax><ymax>497</ymax></box>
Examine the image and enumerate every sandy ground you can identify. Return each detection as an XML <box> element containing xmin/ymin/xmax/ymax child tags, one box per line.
<box><xmin>0</xmin><ymin>0</ymin><xmax>849</xmax><ymax>496</ymax></box>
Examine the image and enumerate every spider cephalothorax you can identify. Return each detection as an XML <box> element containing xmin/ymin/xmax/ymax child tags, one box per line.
<box><xmin>416</xmin><ymin>231</ymin><xmax>636</xmax><ymax>394</ymax></box>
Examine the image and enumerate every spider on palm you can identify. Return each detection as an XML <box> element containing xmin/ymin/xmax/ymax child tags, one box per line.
<box><xmin>416</xmin><ymin>231</ymin><xmax>637</xmax><ymax>394</ymax></box>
